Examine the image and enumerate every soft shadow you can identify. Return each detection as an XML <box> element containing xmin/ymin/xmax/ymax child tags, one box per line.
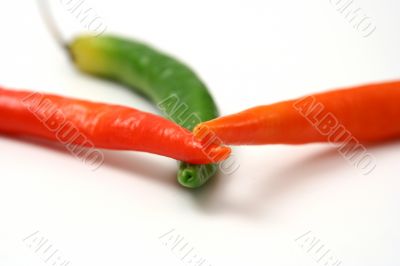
<box><xmin>189</xmin><ymin>170</ymin><xmax>260</xmax><ymax>217</ymax></box>
<box><xmin>247</xmin><ymin>141</ymin><xmax>400</xmax><ymax>211</ymax></box>
<box><xmin>5</xmin><ymin>132</ymin><xmax>400</xmax><ymax>212</ymax></box>
<box><xmin>185</xmin><ymin>145</ymin><xmax>260</xmax><ymax>217</ymax></box>
<box><xmin>100</xmin><ymin>150</ymin><xmax>177</xmax><ymax>187</ymax></box>
<box><xmin>249</xmin><ymin>147</ymin><xmax>345</xmax><ymax>207</ymax></box>
<box><xmin>189</xmin><ymin>140</ymin><xmax>400</xmax><ymax>217</ymax></box>
<box><xmin>2</xmin><ymin>133</ymin><xmax>74</xmax><ymax>154</ymax></box>
<box><xmin>187</xmin><ymin>147</ymin><xmax>345</xmax><ymax>217</ymax></box>
<box><xmin>2</xmin><ymin>134</ymin><xmax>178</xmax><ymax>187</ymax></box>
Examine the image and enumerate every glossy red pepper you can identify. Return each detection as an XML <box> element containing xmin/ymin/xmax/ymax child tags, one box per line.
<box><xmin>0</xmin><ymin>87</ymin><xmax>230</xmax><ymax>164</ymax></box>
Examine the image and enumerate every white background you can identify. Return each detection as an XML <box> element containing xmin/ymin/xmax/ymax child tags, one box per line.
<box><xmin>1</xmin><ymin>0</ymin><xmax>400</xmax><ymax>265</ymax></box>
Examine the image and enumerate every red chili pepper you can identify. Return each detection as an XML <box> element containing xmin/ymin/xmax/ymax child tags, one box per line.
<box><xmin>194</xmin><ymin>80</ymin><xmax>400</xmax><ymax>145</ymax></box>
<box><xmin>0</xmin><ymin>87</ymin><xmax>230</xmax><ymax>163</ymax></box>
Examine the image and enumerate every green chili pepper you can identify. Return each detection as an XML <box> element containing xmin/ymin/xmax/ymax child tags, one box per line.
<box><xmin>68</xmin><ymin>35</ymin><xmax>220</xmax><ymax>188</ymax></box>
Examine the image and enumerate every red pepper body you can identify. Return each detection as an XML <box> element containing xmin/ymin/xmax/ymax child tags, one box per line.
<box><xmin>0</xmin><ymin>87</ymin><xmax>230</xmax><ymax>164</ymax></box>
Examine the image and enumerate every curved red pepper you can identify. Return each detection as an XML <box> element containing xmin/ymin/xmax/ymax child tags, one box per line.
<box><xmin>0</xmin><ymin>87</ymin><xmax>230</xmax><ymax>164</ymax></box>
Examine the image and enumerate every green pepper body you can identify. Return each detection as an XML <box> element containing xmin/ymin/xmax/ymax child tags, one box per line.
<box><xmin>69</xmin><ymin>35</ymin><xmax>219</xmax><ymax>188</ymax></box>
